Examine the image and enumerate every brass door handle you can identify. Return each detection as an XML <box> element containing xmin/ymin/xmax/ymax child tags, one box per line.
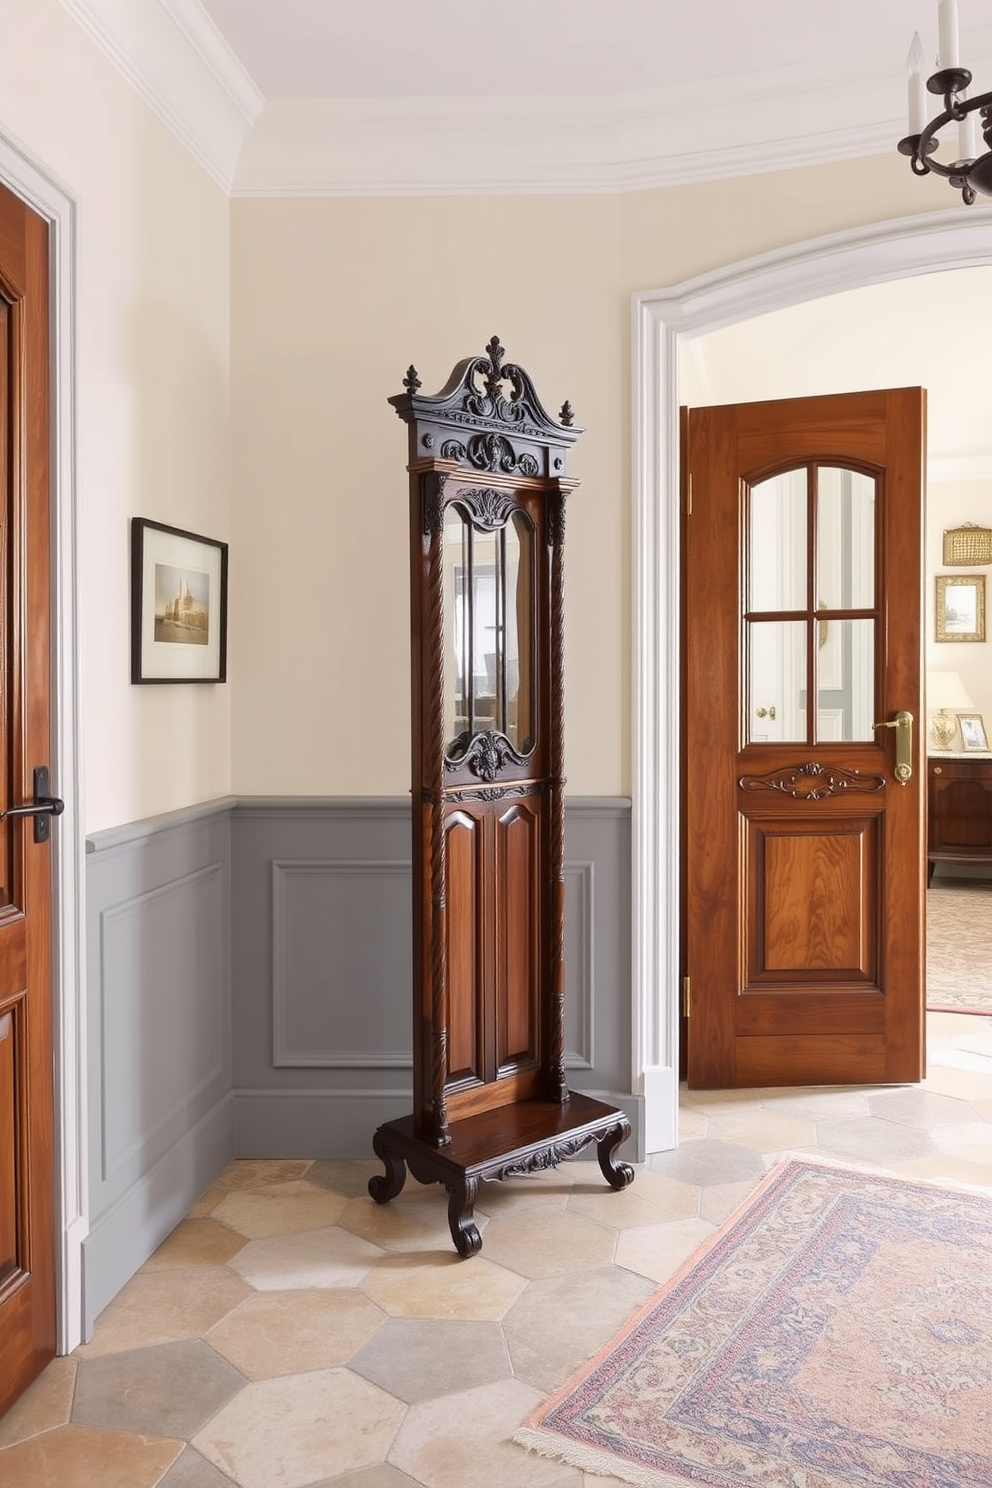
<box><xmin>873</xmin><ymin>710</ymin><xmax>913</xmax><ymax>785</ymax></box>
<box><xmin>756</xmin><ymin>705</ymin><xmax>776</xmax><ymax>719</ymax></box>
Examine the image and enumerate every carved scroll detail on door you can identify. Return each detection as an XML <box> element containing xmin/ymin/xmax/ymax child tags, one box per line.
<box><xmin>739</xmin><ymin>761</ymin><xmax>885</xmax><ymax>800</ymax></box>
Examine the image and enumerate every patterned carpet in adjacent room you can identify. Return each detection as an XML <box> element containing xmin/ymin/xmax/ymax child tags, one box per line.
<box><xmin>516</xmin><ymin>1157</ymin><xmax>992</xmax><ymax>1487</ymax></box>
<box><xmin>927</xmin><ymin>878</ymin><xmax>992</xmax><ymax>1014</ymax></box>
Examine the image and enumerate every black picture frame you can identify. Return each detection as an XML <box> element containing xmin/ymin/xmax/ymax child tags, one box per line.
<box><xmin>131</xmin><ymin>518</ymin><xmax>228</xmax><ymax>683</ymax></box>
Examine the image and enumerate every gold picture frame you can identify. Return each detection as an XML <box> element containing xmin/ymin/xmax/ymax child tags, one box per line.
<box><xmin>935</xmin><ymin>573</ymin><xmax>986</xmax><ymax>643</ymax></box>
<box><xmin>958</xmin><ymin>714</ymin><xmax>989</xmax><ymax>752</ymax></box>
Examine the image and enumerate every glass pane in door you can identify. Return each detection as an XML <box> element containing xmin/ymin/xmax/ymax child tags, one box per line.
<box><xmin>748</xmin><ymin>470</ymin><xmax>807</xmax><ymax>612</ymax></box>
<box><xmin>817</xmin><ymin>467</ymin><xmax>876</xmax><ymax>610</ymax></box>
<box><xmin>817</xmin><ymin>618</ymin><xmax>875</xmax><ymax>741</ymax></box>
<box><xmin>747</xmin><ymin>621</ymin><xmax>807</xmax><ymax>743</ymax></box>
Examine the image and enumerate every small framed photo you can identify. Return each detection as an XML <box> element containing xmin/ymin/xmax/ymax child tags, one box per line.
<box><xmin>958</xmin><ymin>713</ymin><xmax>989</xmax><ymax>752</ymax></box>
<box><xmin>131</xmin><ymin>518</ymin><xmax>228</xmax><ymax>683</ymax></box>
<box><xmin>935</xmin><ymin>573</ymin><xmax>986</xmax><ymax>643</ymax></box>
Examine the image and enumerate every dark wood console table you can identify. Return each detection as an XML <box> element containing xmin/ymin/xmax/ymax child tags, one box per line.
<box><xmin>927</xmin><ymin>754</ymin><xmax>992</xmax><ymax>884</ymax></box>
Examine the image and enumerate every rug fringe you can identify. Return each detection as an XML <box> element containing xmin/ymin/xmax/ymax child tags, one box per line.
<box><xmin>513</xmin><ymin>1427</ymin><xmax>685</xmax><ymax>1488</ymax></box>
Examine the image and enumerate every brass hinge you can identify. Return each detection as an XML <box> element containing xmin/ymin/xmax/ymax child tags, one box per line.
<box><xmin>686</xmin><ymin>473</ymin><xmax>693</xmax><ymax>516</ymax></box>
<box><xmin>682</xmin><ymin>976</ymin><xmax>691</xmax><ymax>1019</ymax></box>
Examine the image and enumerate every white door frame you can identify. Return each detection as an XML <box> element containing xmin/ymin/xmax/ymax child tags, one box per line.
<box><xmin>631</xmin><ymin>206</ymin><xmax>992</xmax><ymax>1153</ymax></box>
<box><xmin>0</xmin><ymin>126</ymin><xmax>86</xmax><ymax>1353</ymax></box>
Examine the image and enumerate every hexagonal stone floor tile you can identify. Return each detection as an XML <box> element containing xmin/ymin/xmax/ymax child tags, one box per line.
<box><xmin>477</xmin><ymin>1207</ymin><xmax>617</xmax><ymax>1279</ymax></box>
<box><xmin>75</xmin><ymin>1268</ymin><xmax>252</xmax><ymax>1357</ymax></box>
<box><xmin>388</xmin><ymin>1377</ymin><xmax>580</xmax><ymax>1488</ymax></box>
<box><xmin>212</xmin><ymin>1180</ymin><xmax>348</xmax><ymax>1239</ymax></box>
<box><xmin>814</xmin><ymin>1116</ymin><xmax>937</xmax><ymax>1165</ymax></box>
<box><xmin>206</xmin><ymin>1288</ymin><xmax>385</xmax><ymax>1378</ymax></box>
<box><xmin>349</xmin><ymin>1318</ymin><xmax>511</xmax><ymax>1403</ymax></box>
<box><xmin>306</xmin><ymin>1159</ymin><xmax>382</xmax><ymax>1199</ymax></box>
<box><xmin>502</xmin><ymin>1264</ymin><xmax>655</xmax><ymax>1393</ymax></box>
<box><xmin>142</xmin><ymin>1217</ymin><xmax>248</xmax><ymax>1271</ymax></box>
<box><xmin>0</xmin><ymin>1356</ymin><xmax>76</xmax><ymax>1449</ymax></box>
<box><xmin>648</xmin><ymin>1137</ymin><xmax>766</xmax><ymax>1186</ymax></box>
<box><xmin>158</xmin><ymin>1446</ymin><xmax>240</xmax><ymax>1487</ymax></box>
<box><xmin>192</xmin><ymin>1369</ymin><xmax>405</xmax><ymax>1488</ymax></box>
<box><xmin>338</xmin><ymin>1190</ymin><xmax>476</xmax><ymax>1252</ymax></box>
<box><xmin>867</xmin><ymin>1086</ymin><xmax>980</xmax><ymax>1128</ymax></box>
<box><xmin>361</xmin><ymin>1253</ymin><xmax>527</xmax><ymax>1320</ymax></box>
<box><xmin>614</xmin><ymin>1216</ymin><xmax>715</xmax><ymax>1284</ymax></box>
<box><xmin>0</xmin><ymin>1424</ymin><xmax>181</xmax><ymax>1488</ymax></box>
<box><xmin>229</xmin><ymin>1224</ymin><xmax>385</xmax><ymax>1290</ymax></box>
<box><xmin>72</xmin><ymin>1338</ymin><xmax>245</xmax><ymax>1440</ymax></box>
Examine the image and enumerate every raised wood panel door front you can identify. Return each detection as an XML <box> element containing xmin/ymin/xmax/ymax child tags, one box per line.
<box><xmin>684</xmin><ymin>389</ymin><xmax>925</xmax><ymax>1089</ymax></box>
<box><xmin>0</xmin><ymin>181</ymin><xmax>56</xmax><ymax>1417</ymax></box>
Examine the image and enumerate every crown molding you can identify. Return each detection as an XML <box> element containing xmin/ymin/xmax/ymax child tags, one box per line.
<box><xmin>59</xmin><ymin>0</ymin><xmax>263</xmax><ymax>191</ymax></box>
<box><xmin>233</xmin><ymin>38</ymin><xmax>992</xmax><ymax>197</ymax></box>
<box><xmin>55</xmin><ymin>5</ymin><xmax>992</xmax><ymax>200</ymax></box>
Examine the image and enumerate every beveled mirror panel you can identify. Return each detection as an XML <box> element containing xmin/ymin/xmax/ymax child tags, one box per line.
<box><xmin>442</xmin><ymin>501</ymin><xmax>536</xmax><ymax>756</ymax></box>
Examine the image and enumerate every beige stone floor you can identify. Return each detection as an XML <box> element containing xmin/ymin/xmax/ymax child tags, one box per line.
<box><xmin>2</xmin><ymin>1010</ymin><xmax>990</xmax><ymax>1488</ymax></box>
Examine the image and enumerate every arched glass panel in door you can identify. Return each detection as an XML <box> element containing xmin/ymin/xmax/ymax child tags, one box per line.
<box><xmin>746</xmin><ymin>464</ymin><xmax>877</xmax><ymax>745</ymax></box>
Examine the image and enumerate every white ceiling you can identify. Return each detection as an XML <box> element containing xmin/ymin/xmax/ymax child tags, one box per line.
<box><xmin>197</xmin><ymin>0</ymin><xmax>983</xmax><ymax>101</ymax></box>
<box><xmin>62</xmin><ymin>0</ymin><xmax>992</xmax><ymax>195</ymax></box>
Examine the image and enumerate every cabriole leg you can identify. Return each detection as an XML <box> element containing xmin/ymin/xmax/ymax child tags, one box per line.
<box><xmin>597</xmin><ymin>1122</ymin><xmax>635</xmax><ymax>1191</ymax></box>
<box><xmin>445</xmin><ymin>1174</ymin><xmax>482</xmax><ymax>1257</ymax></box>
<box><xmin>368</xmin><ymin>1129</ymin><xmax>408</xmax><ymax>1204</ymax></box>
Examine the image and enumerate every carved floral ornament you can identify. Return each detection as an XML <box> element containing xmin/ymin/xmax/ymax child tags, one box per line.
<box><xmin>446</xmin><ymin>729</ymin><xmax>533</xmax><ymax>782</ymax></box>
<box><xmin>393</xmin><ymin>337</ymin><xmax>580</xmax><ymax>449</ymax></box>
<box><xmin>739</xmin><ymin>761</ymin><xmax>885</xmax><ymax>799</ymax></box>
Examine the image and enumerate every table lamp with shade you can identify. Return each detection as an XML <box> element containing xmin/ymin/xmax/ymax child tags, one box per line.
<box><xmin>927</xmin><ymin>670</ymin><xmax>974</xmax><ymax>751</ymax></box>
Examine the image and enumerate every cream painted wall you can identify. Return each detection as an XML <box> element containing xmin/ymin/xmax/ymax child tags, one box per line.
<box><xmin>0</xmin><ymin>0</ymin><xmax>231</xmax><ymax>831</ymax></box>
<box><xmin>230</xmin><ymin>155</ymin><xmax>940</xmax><ymax>796</ymax></box>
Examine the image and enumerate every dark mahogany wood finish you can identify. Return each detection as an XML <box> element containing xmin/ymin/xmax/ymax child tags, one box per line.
<box><xmin>371</xmin><ymin>339</ymin><xmax>632</xmax><ymax>1255</ymax></box>
<box><xmin>928</xmin><ymin>756</ymin><xmax>992</xmax><ymax>883</ymax></box>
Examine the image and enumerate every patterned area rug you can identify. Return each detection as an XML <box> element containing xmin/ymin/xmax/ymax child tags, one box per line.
<box><xmin>515</xmin><ymin>1159</ymin><xmax>992</xmax><ymax>1488</ymax></box>
<box><xmin>927</xmin><ymin>878</ymin><xmax>992</xmax><ymax>1014</ymax></box>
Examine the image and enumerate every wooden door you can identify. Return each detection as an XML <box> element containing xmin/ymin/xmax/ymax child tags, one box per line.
<box><xmin>684</xmin><ymin>389</ymin><xmax>925</xmax><ymax>1088</ymax></box>
<box><xmin>0</xmin><ymin>181</ymin><xmax>56</xmax><ymax>1416</ymax></box>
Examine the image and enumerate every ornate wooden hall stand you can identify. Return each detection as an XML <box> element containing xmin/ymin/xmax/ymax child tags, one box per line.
<box><xmin>369</xmin><ymin>338</ymin><xmax>633</xmax><ymax>1257</ymax></box>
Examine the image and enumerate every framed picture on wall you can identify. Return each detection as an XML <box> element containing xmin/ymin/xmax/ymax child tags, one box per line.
<box><xmin>958</xmin><ymin>714</ymin><xmax>989</xmax><ymax>752</ymax></box>
<box><xmin>935</xmin><ymin>573</ymin><xmax>986</xmax><ymax>643</ymax></box>
<box><xmin>131</xmin><ymin>518</ymin><xmax>228</xmax><ymax>683</ymax></box>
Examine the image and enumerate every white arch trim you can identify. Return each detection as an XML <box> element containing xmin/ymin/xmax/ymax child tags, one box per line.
<box><xmin>631</xmin><ymin>205</ymin><xmax>992</xmax><ymax>1152</ymax></box>
<box><xmin>0</xmin><ymin>127</ymin><xmax>86</xmax><ymax>1351</ymax></box>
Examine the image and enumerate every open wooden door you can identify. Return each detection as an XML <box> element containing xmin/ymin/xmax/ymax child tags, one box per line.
<box><xmin>0</xmin><ymin>181</ymin><xmax>57</xmax><ymax>1415</ymax></box>
<box><xmin>684</xmin><ymin>389</ymin><xmax>925</xmax><ymax>1089</ymax></box>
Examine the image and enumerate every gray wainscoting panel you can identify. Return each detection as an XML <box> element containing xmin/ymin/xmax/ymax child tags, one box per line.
<box><xmin>83</xmin><ymin>803</ymin><xmax>234</xmax><ymax>1332</ymax></box>
<box><xmin>272</xmin><ymin>859</ymin><xmax>412</xmax><ymax>1066</ymax></box>
<box><xmin>232</xmin><ymin>796</ymin><xmax>635</xmax><ymax>1158</ymax></box>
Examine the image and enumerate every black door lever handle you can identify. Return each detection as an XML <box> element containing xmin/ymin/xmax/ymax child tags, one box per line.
<box><xmin>0</xmin><ymin>766</ymin><xmax>65</xmax><ymax>843</ymax></box>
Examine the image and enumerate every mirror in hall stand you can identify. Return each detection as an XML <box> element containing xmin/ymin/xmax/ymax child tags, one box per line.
<box><xmin>368</xmin><ymin>338</ymin><xmax>634</xmax><ymax>1256</ymax></box>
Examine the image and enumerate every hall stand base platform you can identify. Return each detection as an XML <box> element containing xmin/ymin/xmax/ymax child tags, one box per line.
<box><xmin>369</xmin><ymin>1093</ymin><xmax>633</xmax><ymax>1257</ymax></box>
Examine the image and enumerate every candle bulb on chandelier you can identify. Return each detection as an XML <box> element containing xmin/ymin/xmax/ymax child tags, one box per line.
<box><xmin>938</xmin><ymin>0</ymin><xmax>960</xmax><ymax>69</ymax></box>
<box><xmin>907</xmin><ymin>33</ymin><xmax>927</xmax><ymax>134</ymax></box>
<box><xmin>959</xmin><ymin>97</ymin><xmax>980</xmax><ymax>160</ymax></box>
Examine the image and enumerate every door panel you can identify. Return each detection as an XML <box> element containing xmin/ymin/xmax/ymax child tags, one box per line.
<box><xmin>0</xmin><ymin>180</ymin><xmax>55</xmax><ymax>1418</ymax></box>
<box><xmin>495</xmin><ymin>800</ymin><xmax>540</xmax><ymax>1071</ymax></box>
<box><xmin>685</xmin><ymin>389</ymin><xmax>925</xmax><ymax>1089</ymax></box>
